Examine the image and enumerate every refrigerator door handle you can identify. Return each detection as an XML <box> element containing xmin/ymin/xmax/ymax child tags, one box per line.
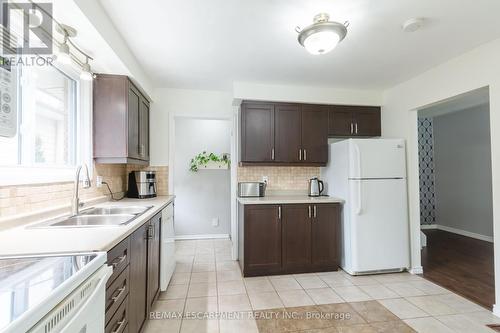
<box><xmin>353</xmin><ymin>142</ymin><xmax>362</xmax><ymax>179</ymax></box>
<box><xmin>356</xmin><ymin>180</ymin><xmax>362</xmax><ymax>215</ymax></box>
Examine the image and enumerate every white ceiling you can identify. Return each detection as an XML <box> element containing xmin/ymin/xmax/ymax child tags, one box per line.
<box><xmin>99</xmin><ymin>0</ymin><xmax>500</xmax><ymax>90</ymax></box>
<box><xmin>418</xmin><ymin>87</ymin><xmax>489</xmax><ymax>118</ymax></box>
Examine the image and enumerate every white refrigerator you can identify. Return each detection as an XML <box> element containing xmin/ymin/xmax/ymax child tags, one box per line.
<box><xmin>321</xmin><ymin>139</ymin><xmax>410</xmax><ymax>275</ymax></box>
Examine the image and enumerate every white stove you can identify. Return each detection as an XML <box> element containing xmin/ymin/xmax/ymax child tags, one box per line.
<box><xmin>0</xmin><ymin>252</ymin><xmax>111</xmax><ymax>333</ymax></box>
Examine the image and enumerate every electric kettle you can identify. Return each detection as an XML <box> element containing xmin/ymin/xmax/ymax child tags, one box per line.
<box><xmin>308</xmin><ymin>177</ymin><xmax>324</xmax><ymax>197</ymax></box>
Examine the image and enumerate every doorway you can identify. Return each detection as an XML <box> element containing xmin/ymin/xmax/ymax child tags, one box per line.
<box><xmin>417</xmin><ymin>87</ymin><xmax>494</xmax><ymax>309</ymax></box>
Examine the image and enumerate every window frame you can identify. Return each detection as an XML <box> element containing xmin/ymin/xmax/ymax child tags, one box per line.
<box><xmin>0</xmin><ymin>61</ymin><xmax>93</xmax><ymax>186</ymax></box>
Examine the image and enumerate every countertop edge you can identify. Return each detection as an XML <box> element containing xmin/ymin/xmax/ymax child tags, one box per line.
<box><xmin>237</xmin><ymin>196</ymin><xmax>345</xmax><ymax>205</ymax></box>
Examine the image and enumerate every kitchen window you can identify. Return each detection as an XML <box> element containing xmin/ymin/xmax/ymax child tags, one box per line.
<box><xmin>0</xmin><ymin>62</ymin><xmax>92</xmax><ymax>185</ymax></box>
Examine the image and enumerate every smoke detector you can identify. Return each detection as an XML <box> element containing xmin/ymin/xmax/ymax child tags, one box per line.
<box><xmin>402</xmin><ymin>18</ymin><xmax>425</xmax><ymax>32</ymax></box>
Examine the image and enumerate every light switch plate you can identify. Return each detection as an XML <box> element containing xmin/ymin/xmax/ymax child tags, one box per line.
<box><xmin>262</xmin><ymin>176</ymin><xmax>269</xmax><ymax>184</ymax></box>
<box><xmin>212</xmin><ymin>217</ymin><xmax>219</xmax><ymax>227</ymax></box>
<box><xmin>96</xmin><ymin>176</ymin><xmax>103</xmax><ymax>188</ymax></box>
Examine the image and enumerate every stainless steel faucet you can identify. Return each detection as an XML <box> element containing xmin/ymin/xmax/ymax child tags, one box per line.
<box><xmin>72</xmin><ymin>164</ymin><xmax>91</xmax><ymax>215</ymax></box>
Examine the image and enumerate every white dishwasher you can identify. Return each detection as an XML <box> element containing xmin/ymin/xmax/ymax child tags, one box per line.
<box><xmin>160</xmin><ymin>202</ymin><xmax>176</xmax><ymax>291</ymax></box>
<box><xmin>0</xmin><ymin>253</ymin><xmax>112</xmax><ymax>333</ymax></box>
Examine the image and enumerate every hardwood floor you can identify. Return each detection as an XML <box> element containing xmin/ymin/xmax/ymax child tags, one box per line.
<box><xmin>421</xmin><ymin>229</ymin><xmax>494</xmax><ymax>309</ymax></box>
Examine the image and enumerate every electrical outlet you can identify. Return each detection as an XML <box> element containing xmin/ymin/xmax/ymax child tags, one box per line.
<box><xmin>96</xmin><ymin>176</ymin><xmax>103</xmax><ymax>188</ymax></box>
<box><xmin>262</xmin><ymin>176</ymin><xmax>269</xmax><ymax>184</ymax></box>
<box><xmin>212</xmin><ymin>217</ymin><xmax>219</xmax><ymax>227</ymax></box>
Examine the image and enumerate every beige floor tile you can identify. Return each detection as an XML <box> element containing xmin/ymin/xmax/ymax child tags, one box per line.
<box><xmin>277</xmin><ymin>289</ymin><xmax>314</xmax><ymax>307</ymax></box>
<box><xmin>320</xmin><ymin>275</ymin><xmax>355</xmax><ymax>287</ymax></box>
<box><xmin>408</xmin><ymin>280</ymin><xmax>450</xmax><ymax>295</ymax></box>
<box><xmin>373</xmin><ymin>273</ymin><xmax>422</xmax><ymax>284</ymax></box>
<box><xmin>358</xmin><ymin>284</ymin><xmax>400</xmax><ymax>300</ymax></box>
<box><xmin>152</xmin><ymin>298</ymin><xmax>186</xmax><ymax>313</ymax></box>
<box><xmin>333</xmin><ymin>286</ymin><xmax>372</xmax><ymax>302</ymax></box>
<box><xmin>170</xmin><ymin>272</ymin><xmax>191</xmax><ymax>285</ymax></box>
<box><xmin>405</xmin><ymin>295</ymin><xmax>457</xmax><ymax>316</ymax></box>
<box><xmin>175</xmin><ymin>262</ymin><xmax>193</xmax><ymax>273</ymax></box>
<box><xmin>462</xmin><ymin>310</ymin><xmax>500</xmax><ymax>325</ymax></box>
<box><xmin>143</xmin><ymin>318</ymin><xmax>182</xmax><ymax>333</ymax></box>
<box><xmin>248</xmin><ymin>291</ymin><xmax>284</xmax><ymax>310</ymax></box>
<box><xmin>192</xmin><ymin>262</ymin><xmax>216</xmax><ymax>272</ymax></box>
<box><xmin>244</xmin><ymin>277</ymin><xmax>275</xmax><ymax>294</ymax></box>
<box><xmin>295</xmin><ymin>275</ymin><xmax>328</xmax><ymax>289</ymax></box>
<box><xmin>216</xmin><ymin>253</ymin><xmax>233</xmax><ymax>261</ymax></box>
<box><xmin>195</xmin><ymin>247</ymin><xmax>215</xmax><ymax>255</ymax></box>
<box><xmin>219</xmin><ymin>294</ymin><xmax>252</xmax><ymax>312</ymax></box>
<box><xmin>433</xmin><ymin>293</ymin><xmax>486</xmax><ymax>313</ymax></box>
<box><xmin>161</xmin><ymin>284</ymin><xmax>189</xmax><ymax>300</ymax></box>
<box><xmin>190</xmin><ymin>271</ymin><xmax>217</xmax><ymax>284</ymax></box>
<box><xmin>435</xmin><ymin>313</ymin><xmax>494</xmax><ymax>333</ymax></box>
<box><xmin>404</xmin><ymin>317</ymin><xmax>454</xmax><ymax>333</ymax></box>
<box><xmin>384</xmin><ymin>282</ymin><xmax>427</xmax><ymax>297</ymax></box>
<box><xmin>349</xmin><ymin>301</ymin><xmax>400</xmax><ymax>323</ymax></box>
<box><xmin>217</xmin><ymin>280</ymin><xmax>246</xmax><ymax>296</ymax></box>
<box><xmin>216</xmin><ymin>260</ymin><xmax>240</xmax><ymax>271</ymax></box>
<box><xmin>343</xmin><ymin>275</ymin><xmax>380</xmax><ymax>286</ymax></box>
<box><xmin>270</xmin><ymin>276</ymin><xmax>302</xmax><ymax>291</ymax></box>
<box><xmin>305</xmin><ymin>287</ymin><xmax>344</xmax><ymax>305</ymax></box>
<box><xmin>369</xmin><ymin>320</ymin><xmax>416</xmax><ymax>332</ymax></box>
<box><xmin>378</xmin><ymin>298</ymin><xmax>430</xmax><ymax>319</ymax></box>
<box><xmin>317</xmin><ymin>303</ymin><xmax>367</xmax><ymax>326</ymax></box>
<box><xmin>176</xmin><ymin>248</ymin><xmax>196</xmax><ymax>256</ymax></box>
<box><xmin>336</xmin><ymin>323</ymin><xmax>376</xmax><ymax>332</ymax></box>
<box><xmin>219</xmin><ymin>315</ymin><xmax>259</xmax><ymax>333</ymax></box>
<box><xmin>188</xmin><ymin>282</ymin><xmax>217</xmax><ymax>298</ymax></box>
<box><xmin>180</xmin><ymin>319</ymin><xmax>219</xmax><ymax>333</ymax></box>
<box><xmin>184</xmin><ymin>296</ymin><xmax>218</xmax><ymax>314</ymax></box>
<box><xmin>194</xmin><ymin>254</ymin><xmax>216</xmax><ymax>264</ymax></box>
<box><xmin>217</xmin><ymin>269</ymin><xmax>243</xmax><ymax>282</ymax></box>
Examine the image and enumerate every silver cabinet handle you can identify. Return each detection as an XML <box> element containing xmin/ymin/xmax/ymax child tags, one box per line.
<box><xmin>299</xmin><ymin>149</ymin><xmax>302</xmax><ymax>161</ymax></box>
<box><xmin>355</xmin><ymin>123</ymin><xmax>358</xmax><ymax>134</ymax></box>
<box><xmin>278</xmin><ymin>206</ymin><xmax>282</xmax><ymax>219</ymax></box>
<box><xmin>111</xmin><ymin>285</ymin><xmax>126</xmax><ymax>302</ymax></box>
<box><xmin>303</xmin><ymin>149</ymin><xmax>307</xmax><ymax>161</ymax></box>
<box><xmin>111</xmin><ymin>313</ymin><xmax>126</xmax><ymax>333</ymax></box>
<box><xmin>147</xmin><ymin>224</ymin><xmax>154</xmax><ymax>239</ymax></box>
<box><xmin>313</xmin><ymin>205</ymin><xmax>317</xmax><ymax>218</ymax></box>
<box><xmin>111</xmin><ymin>254</ymin><xmax>126</xmax><ymax>269</ymax></box>
<box><xmin>308</xmin><ymin>205</ymin><xmax>312</xmax><ymax>218</ymax></box>
<box><xmin>350</xmin><ymin>123</ymin><xmax>354</xmax><ymax>134</ymax></box>
<box><xmin>271</xmin><ymin>148</ymin><xmax>275</xmax><ymax>160</ymax></box>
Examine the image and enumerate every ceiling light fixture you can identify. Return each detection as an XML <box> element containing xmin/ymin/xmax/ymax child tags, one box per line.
<box><xmin>55</xmin><ymin>24</ymin><xmax>76</xmax><ymax>65</ymax></box>
<box><xmin>402</xmin><ymin>18</ymin><xmax>425</xmax><ymax>32</ymax></box>
<box><xmin>296</xmin><ymin>13</ymin><xmax>348</xmax><ymax>55</ymax></box>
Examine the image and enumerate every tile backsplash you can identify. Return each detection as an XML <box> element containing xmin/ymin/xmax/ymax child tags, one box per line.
<box><xmin>0</xmin><ymin>164</ymin><xmax>169</xmax><ymax>218</ymax></box>
<box><xmin>237</xmin><ymin>166</ymin><xmax>320</xmax><ymax>191</ymax></box>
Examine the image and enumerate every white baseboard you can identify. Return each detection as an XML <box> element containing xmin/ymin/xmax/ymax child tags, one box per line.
<box><xmin>175</xmin><ymin>234</ymin><xmax>230</xmax><ymax>240</ymax></box>
<box><xmin>420</xmin><ymin>224</ymin><xmax>437</xmax><ymax>230</ymax></box>
<box><xmin>493</xmin><ymin>304</ymin><xmax>500</xmax><ymax>318</ymax></box>
<box><xmin>421</xmin><ymin>224</ymin><xmax>493</xmax><ymax>243</ymax></box>
<box><xmin>409</xmin><ymin>266</ymin><xmax>423</xmax><ymax>275</ymax></box>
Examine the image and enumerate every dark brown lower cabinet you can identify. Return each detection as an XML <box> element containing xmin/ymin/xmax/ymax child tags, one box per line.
<box><xmin>106</xmin><ymin>210</ymin><xmax>164</xmax><ymax>333</ymax></box>
<box><xmin>239</xmin><ymin>203</ymin><xmax>340</xmax><ymax>277</ymax></box>
<box><xmin>241</xmin><ymin>205</ymin><xmax>282</xmax><ymax>276</ymax></box>
<box><xmin>128</xmin><ymin>223</ymin><xmax>148</xmax><ymax>333</ymax></box>
<box><xmin>282</xmin><ymin>204</ymin><xmax>311</xmax><ymax>272</ymax></box>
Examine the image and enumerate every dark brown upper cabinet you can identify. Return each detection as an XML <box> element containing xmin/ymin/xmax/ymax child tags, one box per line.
<box><xmin>328</xmin><ymin>105</ymin><xmax>381</xmax><ymax>137</ymax></box>
<box><xmin>94</xmin><ymin>74</ymin><xmax>151</xmax><ymax>165</ymax></box>
<box><xmin>301</xmin><ymin>104</ymin><xmax>329</xmax><ymax>163</ymax></box>
<box><xmin>275</xmin><ymin>103</ymin><xmax>302</xmax><ymax>163</ymax></box>
<box><xmin>240</xmin><ymin>101</ymin><xmax>329</xmax><ymax>166</ymax></box>
<box><xmin>241</xmin><ymin>102</ymin><xmax>275</xmax><ymax>162</ymax></box>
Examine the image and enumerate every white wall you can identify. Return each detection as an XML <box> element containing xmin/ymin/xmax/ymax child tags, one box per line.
<box><xmin>233</xmin><ymin>82</ymin><xmax>382</xmax><ymax>106</ymax></box>
<box><xmin>150</xmin><ymin>88</ymin><xmax>233</xmax><ymax>166</ymax></box>
<box><xmin>433</xmin><ymin>104</ymin><xmax>493</xmax><ymax>238</ymax></box>
<box><xmin>382</xmin><ymin>37</ymin><xmax>500</xmax><ymax>314</ymax></box>
<box><xmin>174</xmin><ymin>118</ymin><xmax>231</xmax><ymax>237</ymax></box>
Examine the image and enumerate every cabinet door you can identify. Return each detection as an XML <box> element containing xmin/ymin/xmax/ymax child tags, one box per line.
<box><xmin>128</xmin><ymin>223</ymin><xmax>148</xmax><ymax>333</ymax></box>
<box><xmin>311</xmin><ymin>204</ymin><xmax>340</xmax><ymax>269</ymax></box>
<box><xmin>353</xmin><ymin>107</ymin><xmax>381</xmax><ymax>137</ymax></box>
<box><xmin>282</xmin><ymin>204</ymin><xmax>312</xmax><ymax>272</ymax></box>
<box><xmin>147</xmin><ymin>213</ymin><xmax>161</xmax><ymax>310</ymax></box>
<box><xmin>328</xmin><ymin>106</ymin><xmax>354</xmax><ymax>137</ymax></box>
<box><xmin>275</xmin><ymin>104</ymin><xmax>302</xmax><ymax>162</ymax></box>
<box><xmin>241</xmin><ymin>103</ymin><xmax>275</xmax><ymax>162</ymax></box>
<box><xmin>139</xmin><ymin>98</ymin><xmax>150</xmax><ymax>161</ymax></box>
<box><xmin>127</xmin><ymin>85</ymin><xmax>141</xmax><ymax>159</ymax></box>
<box><xmin>244</xmin><ymin>205</ymin><xmax>282</xmax><ymax>275</ymax></box>
<box><xmin>301</xmin><ymin>105</ymin><xmax>329</xmax><ymax>164</ymax></box>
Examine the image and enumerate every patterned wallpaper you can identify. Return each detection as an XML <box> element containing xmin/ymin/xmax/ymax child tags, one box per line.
<box><xmin>418</xmin><ymin>118</ymin><xmax>436</xmax><ymax>225</ymax></box>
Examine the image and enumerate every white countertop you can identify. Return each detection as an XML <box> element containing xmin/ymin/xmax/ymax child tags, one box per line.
<box><xmin>0</xmin><ymin>196</ymin><xmax>175</xmax><ymax>256</ymax></box>
<box><xmin>237</xmin><ymin>195</ymin><xmax>344</xmax><ymax>205</ymax></box>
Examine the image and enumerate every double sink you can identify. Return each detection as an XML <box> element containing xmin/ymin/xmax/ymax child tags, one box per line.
<box><xmin>31</xmin><ymin>205</ymin><xmax>153</xmax><ymax>228</ymax></box>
